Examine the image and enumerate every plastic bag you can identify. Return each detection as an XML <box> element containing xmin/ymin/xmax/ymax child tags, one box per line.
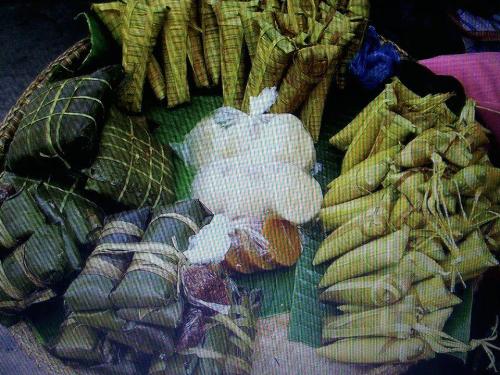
<box><xmin>171</xmin><ymin>87</ymin><xmax>316</xmax><ymax>172</ymax></box>
<box><xmin>183</xmin><ymin>214</ymin><xmax>302</xmax><ymax>274</ymax></box>
<box><xmin>350</xmin><ymin>26</ymin><xmax>401</xmax><ymax>90</ymax></box>
<box><xmin>191</xmin><ymin>158</ymin><xmax>323</xmax><ymax>224</ymax></box>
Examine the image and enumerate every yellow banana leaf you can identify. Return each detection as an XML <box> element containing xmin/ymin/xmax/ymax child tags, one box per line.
<box><xmin>201</xmin><ymin>0</ymin><xmax>221</xmax><ymax>85</ymax></box>
<box><xmin>162</xmin><ymin>0</ymin><xmax>191</xmax><ymax>107</ymax></box>
<box><xmin>187</xmin><ymin>0</ymin><xmax>210</xmax><ymax>88</ymax></box>
<box><xmin>212</xmin><ymin>0</ymin><xmax>247</xmax><ymax>108</ymax></box>
<box><xmin>242</xmin><ymin>19</ymin><xmax>295</xmax><ymax>113</ymax></box>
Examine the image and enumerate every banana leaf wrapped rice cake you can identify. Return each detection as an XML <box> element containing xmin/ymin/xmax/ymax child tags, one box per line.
<box><xmin>0</xmin><ymin>181</ymin><xmax>103</xmax><ymax>320</ymax></box>
<box><xmin>0</xmin><ymin>176</ymin><xmax>103</xmax><ymax>251</ymax></box>
<box><xmin>83</xmin><ymin>106</ymin><xmax>175</xmax><ymax>208</ymax></box>
<box><xmin>6</xmin><ymin>66</ymin><xmax>121</xmax><ymax>173</ymax></box>
<box><xmin>52</xmin><ymin>314</ymin><xmax>144</xmax><ymax>374</ymax></box>
<box><xmin>63</xmin><ymin>200</ymin><xmax>212</xmax><ymax>358</ymax></box>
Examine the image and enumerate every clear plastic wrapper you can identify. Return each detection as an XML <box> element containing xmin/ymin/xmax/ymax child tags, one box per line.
<box><xmin>184</xmin><ymin>214</ymin><xmax>302</xmax><ymax>274</ymax></box>
<box><xmin>171</xmin><ymin>88</ymin><xmax>316</xmax><ymax>172</ymax></box>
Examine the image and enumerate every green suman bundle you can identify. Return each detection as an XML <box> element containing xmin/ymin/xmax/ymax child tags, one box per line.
<box><xmin>51</xmin><ymin>314</ymin><xmax>143</xmax><ymax>374</ymax></box>
<box><xmin>318</xmin><ymin>84</ymin><xmax>500</xmax><ymax>365</ymax></box>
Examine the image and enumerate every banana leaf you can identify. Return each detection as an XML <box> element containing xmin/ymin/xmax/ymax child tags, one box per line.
<box><xmin>162</xmin><ymin>0</ymin><xmax>191</xmax><ymax>107</ymax></box>
<box><xmin>5</xmin><ymin>66</ymin><xmax>121</xmax><ymax>173</ymax></box>
<box><xmin>212</xmin><ymin>0</ymin><xmax>247</xmax><ymax>108</ymax></box>
<box><xmin>110</xmin><ymin>200</ymin><xmax>211</xmax><ymax>309</ymax></box>
<box><xmin>119</xmin><ymin>0</ymin><xmax>167</xmax><ymax>112</ymax></box>
<box><xmin>187</xmin><ymin>0</ymin><xmax>211</xmax><ymax>88</ymax></box>
<box><xmin>83</xmin><ymin>106</ymin><xmax>175</xmax><ymax>208</ymax></box>
<box><xmin>65</xmin><ymin>208</ymin><xmax>151</xmax><ymax>312</ymax></box>
<box><xmin>0</xmin><ymin>224</ymin><xmax>80</xmax><ymax>315</ymax></box>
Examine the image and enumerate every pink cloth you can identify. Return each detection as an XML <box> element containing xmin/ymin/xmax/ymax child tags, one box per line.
<box><xmin>420</xmin><ymin>52</ymin><xmax>500</xmax><ymax>143</ymax></box>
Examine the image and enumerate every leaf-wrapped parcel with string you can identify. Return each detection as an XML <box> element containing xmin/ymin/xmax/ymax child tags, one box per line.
<box><xmin>0</xmin><ymin>173</ymin><xmax>103</xmax><ymax>250</ymax></box>
<box><xmin>319</xmin><ymin>226</ymin><xmax>411</xmax><ymax>288</ymax></box>
<box><xmin>320</xmin><ymin>252</ymin><xmax>449</xmax><ymax>308</ymax></box>
<box><xmin>0</xmin><ymin>222</ymin><xmax>81</xmax><ymax>318</ymax></box>
<box><xmin>329</xmin><ymin>82</ymin><xmax>397</xmax><ymax>151</ymax></box>
<box><xmin>64</xmin><ymin>201</ymin><xmax>210</xmax><ymax>357</ymax></box>
<box><xmin>320</xmin><ymin>186</ymin><xmax>398</xmax><ymax>231</ymax></box>
<box><xmin>83</xmin><ymin>106</ymin><xmax>175</xmax><ymax>208</ymax></box>
<box><xmin>314</xmin><ymin>197</ymin><xmax>392</xmax><ymax>266</ymax></box>
<box><xmin>109</xmin><ymin>200</ymin><xmax>211</xmax><ymax>312</ymax></box>
<box><xmin>5</xmin><ymin>67</ymin><xmax>121</xmax><ymax>174</ymax></box>
<box><xmin>51</xmin><ymin>314</ymin><xmax>145</xmax><ymax>374</ymax></box>
<box><xmin>65</xmin><ymin>208</ymin><xmax>151</xmax><ymax>315</ymax></box>
<box><xmin>149</xmin><ymin>265</ymin><xmax>262</xmax><ymax>375</ymax></box>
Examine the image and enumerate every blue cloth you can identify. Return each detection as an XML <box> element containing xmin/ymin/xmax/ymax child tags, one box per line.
<box><xmin>350</xmin><ymin>26</ymin><xmax>401</xmax><ymax>90</ymax></box>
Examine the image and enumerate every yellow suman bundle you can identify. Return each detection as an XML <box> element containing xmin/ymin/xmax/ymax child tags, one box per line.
<box><xmin>317</xmin><ymin>83</ymin><xmax>500</xmax><ymax>366</ymax></box>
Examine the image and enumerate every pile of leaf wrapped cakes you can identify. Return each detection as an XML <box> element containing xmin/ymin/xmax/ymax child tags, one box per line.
<box><xmin>91</xmin><ymin>0</ymin><xmax>369</xmax><ymax>141</ymax></box>
<box><xmin>0</xmin><ymin>54</ymin><xmax>262</xmax><ymax>373</ymax></box>
<box><xmin>52</xmin><ymin>201</ymin><xmax>262</xmax><ymax>374</ymax></box>
<box><xmin>315</xmin><ymin>78</ymin><xmax>500</xmax><ymax>365</ymax></box>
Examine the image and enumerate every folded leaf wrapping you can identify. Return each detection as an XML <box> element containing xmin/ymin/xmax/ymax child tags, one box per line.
<box><xmin>91</xmin><ymin>1</ymin><xmax>167</xmax><ymax>101</ymax></box>
<box><xmin>162</xmin><ymin>0</ymin><xmax>191</xmax><ymax>107</ymax></box>
<box><xmin>65</xmin><ymin>206</ymin><xmax>179</xmax><ymax>356</ymax></box>
<box><xmin>83</xmin><ymin>106</ymin><xmax>175</xmax><ymax>208</ymax></box>
<box><xmin>6</xmin><ymin>67</ymin><xmax>121</xmax><ymax>173</ymax></box>
<box><xmin>65</xmin><ymin>208</ymin><xmax>151</xmax><ymax>312</ymax></box>
<box><xmin>110</xmin><ymin>200</ymin><xmax>212</xmax><ymax>309</ymax></box>
<box><xmin>0</xmin><ymin>174</ymin><xmax>104</xmax><ymax>251</ymax></box>
<box><xmin>149</xmin><ymin>266</ymin><xmax>262</xmax><ymax>375</ymax></box>
<box><xmin>0</xmin><ymin>224</ymin><xmax>81</xmax><ymax>315</ymax></box>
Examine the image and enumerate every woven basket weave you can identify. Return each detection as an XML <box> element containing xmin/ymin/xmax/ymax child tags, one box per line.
<box><xmin>0</xmin><ymin>38</ymin><xmax>91</xmax><ymax>166</ymax></box>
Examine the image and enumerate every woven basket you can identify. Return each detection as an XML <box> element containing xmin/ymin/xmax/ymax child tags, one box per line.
<box><xmin>0</xmin><ymin>38</ymin><xmax>91</xmax><ymax>166</ymax></box>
